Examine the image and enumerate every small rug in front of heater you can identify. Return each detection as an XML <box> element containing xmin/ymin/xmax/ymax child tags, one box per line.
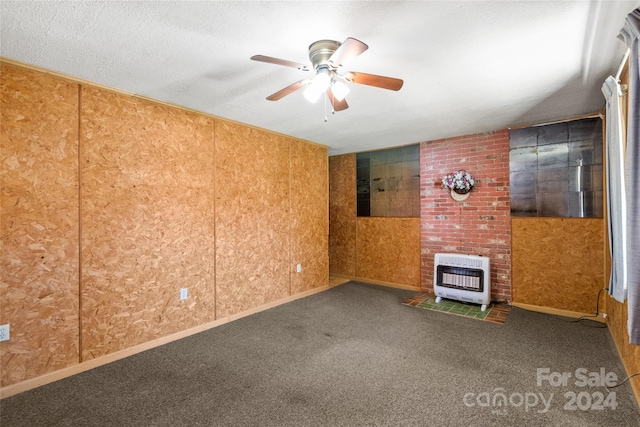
<box><xmin>402</xmin><ymin>292</ymin><xmax>510</xmax><ymax>324</ymax></box>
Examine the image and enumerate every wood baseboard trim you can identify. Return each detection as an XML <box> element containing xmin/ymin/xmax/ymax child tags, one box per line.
<box><xmin>511</xmin><ymin>302</ymin><xmax>606</xmax><ymax>323</ymax></box>
<box><xmin>227</xmin><ymin>285</ymin><xmax>332</xmax><ymax>322</ymax></box>
<box><xmin>0</xmin><ymin>285</ymin><xmax>331</xmax><ymax>399</ymax></box>
<box><xmin>332</xmin><ymin>275</ymin><xmax>421</xmax><ymax>291</ymax></box>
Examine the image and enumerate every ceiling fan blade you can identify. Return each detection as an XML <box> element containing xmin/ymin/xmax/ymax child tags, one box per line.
<box><xmin>251</xmin><ymin>55</ymin><xmax>309</xmax><ymax>71</ymax></box>
<box><xmin>266</xmin><ymin>80</ymin><xmax>309</xmax><ymax>101</ymax></box>
<box><xmin>327</xmin><ymin>89</ymin><xmax>349</xmax><ymax>111</ymax></box>
<box><xmin>328</xmin><ymin>37</ymin><xmax>368</xmax><ymax>68</ymax></box>
<box><xmin>344</xmin><ymin>71</ymin><xmax>404</xmax><ymax>91</ymax></box>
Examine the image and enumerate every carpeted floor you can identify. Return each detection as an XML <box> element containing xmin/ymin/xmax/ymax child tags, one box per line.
<box><xmin>1</xmin><ymin>281</ymin><xmax>638</xmax><ymax>426</ymax></box>
<box><xmin>403</xmin><ymin>292</ymin><xmax>511</xmax><ymax>324</ymax></box>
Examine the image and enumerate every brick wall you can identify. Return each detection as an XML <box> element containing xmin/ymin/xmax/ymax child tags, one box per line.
<box><xmin>420</xmin><ymin>130</ymin><xmax>511</xmax><ymax>302</ymax></box>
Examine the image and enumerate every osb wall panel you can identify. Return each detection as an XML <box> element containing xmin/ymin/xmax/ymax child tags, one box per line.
<box><xmin>215</xmin><ymin>121</ymin><xmax>290</xmax><ymax>318</ymax></box>
<box><xmin>290</xmin><ymin>141</ymin><xmax>328</xmax><ymax>294</ymax></box>
<box><xmin>80</xmin><ymin>87</ymin><xmax>216</xmax><ymax>360</ymax></box>
<box><xmin>329</xmin><ymin>154</ymin><xmax>356</xmax><ymax>276</ymax></box>
<box><xmin>0</xmin><ymin>64</ymin><xmax>80</xmax><ymax>386</ymax></box>
<box><xmin>356</xmin><ymin>217</ymin><xmax>421</xmax><ymax>287</ymax></box>
<box><xmin>607</xmin><ymin>298</ymin><xmax>640</xmax><ymax>400</ymax></box>
<box><xmin>511</xmin><ymin>218</ymin><xmax>604</xmax><ymax>313</ymax></box>
<box><xmin>420</xmin><ymin>130</ymin><xmax>511</xmax><ymax>301</ymax></box>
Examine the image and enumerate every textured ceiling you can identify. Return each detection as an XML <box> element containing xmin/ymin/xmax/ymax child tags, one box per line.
<box><xmin>1</xmin><ymin>1</ymin><xmax>637</xmax><ymax>155</ymax></box>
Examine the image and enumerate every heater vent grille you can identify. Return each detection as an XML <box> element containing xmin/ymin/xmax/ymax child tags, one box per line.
<box><xmin>437</xmin><ymin>255</ymin><xmax>484</xmax><ymax>269</ymax></box>
<box><xmin>433</xmin><ymin>253</ymin><xmax>491</xmax><ymax>307</ymax></box>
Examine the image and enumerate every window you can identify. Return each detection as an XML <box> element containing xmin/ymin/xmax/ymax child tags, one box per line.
<box><xmin>509</xmin><ymin>118</ymin><xmax>603</xmax><ymax>218</ymax></box>
<box><xmin>356</xmin><ymin>145</ymin><xmax>420</xmax><ymax>217</ymax></box>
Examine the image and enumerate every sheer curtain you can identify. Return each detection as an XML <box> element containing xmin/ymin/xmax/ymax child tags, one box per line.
<box><xmin>602</xmin><ymin>76</ymin><xmax>627</xmax><ymax>304</ymax></box>
<box><xmin>619</xmin><ymin>8</ymin><xmax>640</xmax><ymax>345</ymax></box>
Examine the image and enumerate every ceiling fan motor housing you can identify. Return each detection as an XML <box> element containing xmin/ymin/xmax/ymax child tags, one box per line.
<box><xmin>308</xmin><ymin>40</ymin><xmax>340</xmax><ymax>69</ymax></box>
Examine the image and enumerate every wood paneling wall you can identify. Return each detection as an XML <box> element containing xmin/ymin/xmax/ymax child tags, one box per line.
<box><xmin>329</xmin><ymin>154</ymin><xmax>356</xmax><ymax>276</ymax></box>
<box><xmin>511</xmin><ymin>218</ymin><xmax>604</xmax><ymax>313</ymax></box>
<box><xmin>0</xmin><ymin>62</ymin><xmax>328</xmax><ymax>389</ymax></box>
<box><xmin>0</xmin><ymin>64</ymin><xmax>80</xmax><ymax>385</ymax></box>
<box><xmin>329</xmin><ymin>154</ymin><xmax>421</xmax><ymax>288</ymax></box>
<box><xmin>80</xmin><ymin>88</ymin><xmax>216</xmax><ymax>359</ymax></box>
<box><xmin>214</xmin><ymin>121</ymin><xmax>291</xmax><ymax>318</ymax></box>
<box><xmin>356</xmin><ymin>217</ymin><xmax>420</xmax><ymax>287</ymax></box>
<box><xmin>290</xmin><ymin>141</ymin><xmax>329</xmax><ymax>295</ymax></box>
<box><xmin>607</xmin><ymin>296</ymin><xmax>640</xmax><ymax>401</ymax></box>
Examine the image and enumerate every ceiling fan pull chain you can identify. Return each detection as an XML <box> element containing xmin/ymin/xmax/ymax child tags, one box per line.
<box><xmin>324</xmin><ymin>91</ymin><xmax>329</xmax><ymax>122</ymax></box>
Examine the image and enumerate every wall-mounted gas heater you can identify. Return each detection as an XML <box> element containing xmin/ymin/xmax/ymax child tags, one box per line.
<box><xmin>433</xmin><ymin>253</ymin><xmax>491</xmax><ymax>311</ymax></box>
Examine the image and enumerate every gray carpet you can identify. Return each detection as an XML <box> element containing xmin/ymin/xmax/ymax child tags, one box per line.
<box><xmin>1</xmin><ymin>281</ymin><xmax>639</xmax><ymax>426</ymax></box>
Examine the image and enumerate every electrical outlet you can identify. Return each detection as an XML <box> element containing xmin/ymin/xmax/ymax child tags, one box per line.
<box><xmin>296</xmin><ymin>264</ymin><xmax>302</xmax><ymax>273</ymax></box>
<box><xmin>180</xmin><ymin>288</ymin><xmax>188</xmax><ymax>300</ymax></box>
<box><xmin>0</xmin><ymin>324</ymin><xmax>9</xmax><ymax>342</ymax></box>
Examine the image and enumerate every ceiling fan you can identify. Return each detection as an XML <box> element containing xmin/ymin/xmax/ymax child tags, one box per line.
<box><xmin>250</xmin><ymin>37</ymin><xmax>403</xmax><ymax>112</ymax></box>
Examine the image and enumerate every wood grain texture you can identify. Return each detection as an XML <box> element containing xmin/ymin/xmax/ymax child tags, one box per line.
<box><xmin>0</xmin><ymin>64</ymin><xmax>80</xmax><ymax>386</ymax></box>
<box><xmin>290</xmin><ymin>141</ymin><xmax>329</xmax><ymax>294</ymax></box>
<box><xmin>1</xmin><ymin>61</ymin><xmax>331</xmax><ymax>390</ymax></box>
<box><xmin>80</xmin><ymin>87</ymin><xmax>216</xmax><ymax>360</ymax></box>
<box><xmin>214</xmin><ymin>120</ymin><xmax>290</xmax><ymax>318</ymax></box>
<box><xmin>511</xmin><ymin>217</ymin><xmax>604</xmax><ymax>313</ymax></box>
<box><xmin>329</xmin><ymin>154</ymin><xmax>356</xmax><ymax>276</ymax></box>
<box><xmin>356</xmin><ymin>217</ymin><xmax>421</xmax><ymax>287</ymax></box>
<box><xmin>607</xmin><ymin>298</ymin><xmax>640</xmax><ymax>402</ymax></box>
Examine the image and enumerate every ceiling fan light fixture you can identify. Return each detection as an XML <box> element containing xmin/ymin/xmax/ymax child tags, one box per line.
<box><xmin>304</xmin><ymin>69</ymin><xmax>331</xmax><ymax>103</ymax></box>
<box><xmin>303</xmin><ymin>68</ymin><xmax>331</xmax><ymax>103</ymax></box>
<box><xmin>303</xmin><ymin>84</ymin><xmax>323</xmax><ymax>103</ymax></box>
<box><xmin>330</xmin><ymin>80</ymin><xmax>350</xmax><ymax>101</ymax></box>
